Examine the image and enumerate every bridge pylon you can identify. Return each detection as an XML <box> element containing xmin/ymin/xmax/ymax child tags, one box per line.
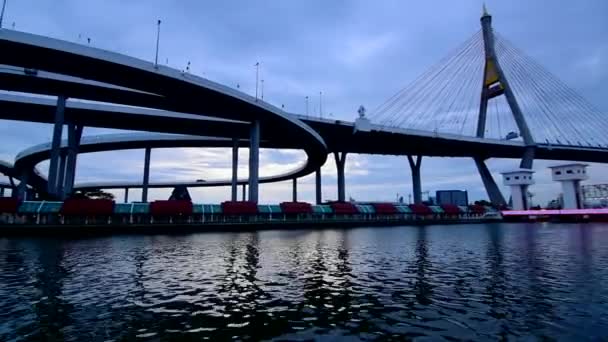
<box><xmin>476</xmin><ymin>6</ymin><xmax>535</xmax><ymax>169</ymax></box>
<box><xmin>474</xmin><ymin>6</ymin><xmax>535</xmax><ymax>207</ymax></box>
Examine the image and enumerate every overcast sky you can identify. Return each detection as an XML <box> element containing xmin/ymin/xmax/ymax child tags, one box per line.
<box><xmin>0</xmin><ymin>0</ymin><xmax>607</xmax><ymax>205</ymax></box>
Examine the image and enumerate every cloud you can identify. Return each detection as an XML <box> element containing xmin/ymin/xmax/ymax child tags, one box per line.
<box><xmin>1</xmin><ymin>0</ymin><xmax>608</xmax><ymax>205</ymax></box>
<box><xmin>334</xmin><ymin>32</ymin><xmax>397</xmax><ymax>67</ymax></box>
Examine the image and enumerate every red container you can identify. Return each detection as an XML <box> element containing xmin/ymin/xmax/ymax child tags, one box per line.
<box><xmin>372</xmin><ymin>203</ymin><xmax>397</xmax><ymax>215</ymax></box>
<box><xmin>0</xmin><ymin>198</ymin><xmax>21</xmax><ymax>214</ymax></box>
<box><xmin>61</xmin><ymin>199</ymin><xmax>115</xmax><ymax>216</ymax></box>
<box><xmin>409</xmin><ymin>204</ymin><xmax>432</xmax><ymax>215</ymax></box>
<box><xmin>150</xmin><ymin>200</ymin><xmax>193</xmax><ymax>216</ymax></box>
<box><xmin>280</xmin><ymin>202</ymin><xmax>313</xmax><ymax>214</ymax></box>
<box><xmin>441</xmin><ymin>204</ymin><xmax>461</xmax><ymax>215</ymax></box>
<box><xmin>330</xmin><ymin>202</ymin><xmax>358</xmax><ymax>215</ymax></box>
<box><xmin>221</xmin><ymin>201</ymin><xmax>258</xmax><ymax>215</ymax></box>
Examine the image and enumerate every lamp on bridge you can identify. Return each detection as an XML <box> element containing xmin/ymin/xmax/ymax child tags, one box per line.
<box><xmin>501</xmin><ymin>169</ymin><xmax>535</xmax><ymax>210</ymax></box>
<box><xmin>548</xmin><ymin>163</ymin><xmax>588</xmax><ymax>209</ymax></box>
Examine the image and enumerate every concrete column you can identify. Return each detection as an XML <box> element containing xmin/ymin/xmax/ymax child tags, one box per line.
<box><xmin>474</xmin><ymin>157</ymin><xmax>506</xmax><ymax>206</ymax></box>
<box><xmin>292</xmin><ymin>178</ymin><xmax>298</xmax><ymax>202</ymax></box>
<box><xmin>17</xmin><ymin>171</ymin><xmax>29</xmax><ymax>201</ymax></box>
<box><xmin>124</xmin><ymin>188</ymin><xmax>129</xmax><ymax>203</ymax></box>
<box><xmin>56</xmin><ymin>152</ymin><xmax>67</xmax><ymax>197</ymax></box>
<box><xmin>510</xmin><ymin>185</ymin><xmax>528</xmax><ymax>210</ymax></box>
<box><xmin>231</xmin><ymin>139</ymin><xmax>239</xmax><ymax>201</ymax></box>
<box><xmin>407</xmin><ymin>155</ymin><xmax>423</xmax><ymax>204</ymax></box>
<box><xmin>47</xmin><ymin>95</ymin><xmax>66</xmax><ymax>196</ymax></box>
<box><xmin>0</xmin><ymin>187</ymin><xmax>4</xmax><ymax>197</ymax></box>
<box><xmin>561</xmin><ymin>181</ymin><xmax>580</xmax><ymax>209</ymax></box>
<box><xmin>334</xmin><ymin>152</ymin><xmax>347</xmax><ymax>202</ymax></box>
<box><xmin>315</xmin><ymin>168</ymin><xmax>322</xmax><ymax>204</ymax></box>
<box><xmin>8</xmin><ymin>177</ymin><xmax>16</xmax><ymax>198</ymax></box>
<box><xmin>142</xmin><ymin>147</ymin><xmax>151</xmax><ymax>202</ymax></box>
<box><xmin>242</xmin><ymin>184</ymin><xmax>246</xmax><ymax>201</ymax></box>
<box><xmin>248</xmin><ymin>120</ymin><xmax>260</xmax><ymax>203</ymax></box>
<box><xmin>520</xmin><ymin>146</ymin><xmax>535</xmax><ymax>170</ymax></box>
<box><xmin>63</xmin><ymin>123</ymin><xmax>83</xmax><ymax>199</ymax></box>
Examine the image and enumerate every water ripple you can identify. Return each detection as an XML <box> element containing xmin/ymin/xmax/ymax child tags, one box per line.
<box><xmin>1</xmin><ymin>223</ymin><xmax>607</xmax><ymax>340</ymax></box>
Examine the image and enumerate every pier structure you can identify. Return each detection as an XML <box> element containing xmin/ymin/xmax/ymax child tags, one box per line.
<box><xmin>501</xmin><ymin>169</ymin><xmax>535</xmax><ymax>210</ymax></box>
<box><xmin>549</xmin><ymin>163</ymin><xmax>588</xmax><ymax>209</ymax></box>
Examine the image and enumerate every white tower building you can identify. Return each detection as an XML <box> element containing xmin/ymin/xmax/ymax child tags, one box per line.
<box><xmin>548</xmin><ymin>163</ymin><xmax>588</xmax><ymax>209</ymax></box>
<box><xmin>501</xmin><ymin>169</ymin><xmax>535</xmax><ymax>210</ymax></box>
<box><xmin>353</xmin><ymin>105</ymin><xmax>371</xmax><ymax>133</ymax></box>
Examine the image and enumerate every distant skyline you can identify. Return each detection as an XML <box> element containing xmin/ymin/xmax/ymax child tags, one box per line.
<box><xmin>1</xmin><ymin>0</ymin><xmax>607</xmax><ymax>205</ymax></box>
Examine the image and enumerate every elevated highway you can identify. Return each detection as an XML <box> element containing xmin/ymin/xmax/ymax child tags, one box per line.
<box><xmin>1</xmin><ymin>28</ymin><xmax>607</xmax><ymax>205</ymax></box>
<box><xmin>0</xmin><ymin>29</ymin><xmax>328</xmax><ymax>202</ymax></box>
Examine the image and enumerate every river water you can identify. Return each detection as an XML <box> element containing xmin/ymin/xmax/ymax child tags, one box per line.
<box><xmin>1</xmin><ymin>223</ymin><xmax>607</xmax><ymax>341</ymax></box>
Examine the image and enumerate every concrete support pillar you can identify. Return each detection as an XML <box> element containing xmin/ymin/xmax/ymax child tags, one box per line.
<box><xmin>63</xmin><ymin>123</ymin><xmax>83</xmax><ymax>199</ymax></box>
<box><xmin>242</xmin><ymin>184</ymin><xmax>246</xmax><ymax>201</ymax></box>
<box><xmin>248</xmin><ymin>120</ymin><xmax>260</xmax><ymax>203</ymax></box>
<box><xmin>47</xmin><ymin>95</ymin><xmax>66</xmax><ymax>196</ymax></box>
<box><xmin>124</xmin><ymin>188</ymin><xmax>129</xmax><ymax>203</ymax></box>
<box><xmin>334</xmin><ymin>152</ymin><xmax>347</xmax><ymax>202</ymax></box>
<box><xmin>142</xmin><ymin>147</ymin><xmax>151</xmax><ymax>202</ymax></box>
<box><xmin>292</xmin><ymin>178</ymin><xmax>298</xmax><ymax>202</ymax></box>
<box><xmin>8</xmin><ymin>177</ymin><xmax>16</xmax><ymax>198</ymax></box>
<box><xmin>56</xmin><ymin>152</ymin><xmax>67</xmax><ymax>197</ymax></box>
<box><xmin>562</xmin><ymin>181</ymin><xmax>581</xmax><ymax>209</ymax></box>
<box><xmin>520</xmin><ymin>146</ymin><xmax>535</xmax><ymax>170</ymax></box>
<box><xmin>231</xmin><ymin>139</ymin><xmax>239</xmax><ymax>202</ymax></box>
<box><xmin>17</xmin><ymin>171</ymin><xmax>29</xmax><ymax>201</ymax></box>
<box><xmin>315</xmin><ymin>168</ymin><xmax>322</xmax><ymax>204</ymax></box>
<box><xmin>407</xmin><ymin>155</ymin><xmax>423</xmax><ymax>204</ymax></box>
<box><xmin>474</xmin><ymin>157</ymin><xmax>506</xmax><ymax>206</ymax></box>
<box><xmin>510</xmin><ymin>184</ymin><xmax>529</xmax><ymax>210</ymax></box>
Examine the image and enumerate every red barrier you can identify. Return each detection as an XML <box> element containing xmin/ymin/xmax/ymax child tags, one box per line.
<box><xmin>280</xmin><ymin>202</ymin><xmax>312</xmax><ymax>214</ymax></box>
<box><xmin>330</xmin><ymin>202</ymin><xmax>358</xmax><ymax>215</ymax></box>
<box><xmin>372</xmin><ymin>203</ymin><xmax>397</xmax><ymax>215</ymax></box>
<box><xmin>441</xmin><ymin>204</ymin><xmax>461</xmax><ymax>215</ymax></box>
<box><xmin>409</xmin><ymin>204</ymin><xmax>432</xmax><ymax>215</ymax></box>
<box><xmin>0</xmin><ymin>198</ymin><xmax>21</xmax><ymax>214</ymax></box>
<box><xmin>150</xmin><ymin>200</ymin><xmax>193</xmax><ymax>216</ymax></box>
<box><xmin>221</xmin><ymin>201</ymin><xmax>258</xmax><ymax>215</ymax></box>
<box><xmin>61</xmin><ymin>199</ymin><xmax>115</xmax><ymax>216</ymax></box>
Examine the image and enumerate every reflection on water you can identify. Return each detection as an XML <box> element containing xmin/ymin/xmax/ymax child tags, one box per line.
<box><xmin>1</xmin><ymin>223</ymin><xmax>608</xmax><ymax>341</ymax></box>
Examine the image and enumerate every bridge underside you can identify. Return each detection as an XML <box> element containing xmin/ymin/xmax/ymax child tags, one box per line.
<box><xmin>303</xmin><ymin>119</ymin><xmax>608</xmax><ymax>163</ymax></box>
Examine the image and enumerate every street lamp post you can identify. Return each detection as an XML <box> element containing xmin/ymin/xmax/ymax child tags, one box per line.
<box><xmin>305</xmin><ymin>96</ymin><xmax>309</xmax><ymax>116</ymax></box>
<box><xmin>319</xmin><ymin>91</ymin><xmax>323</xmax><ymax>119</ymax></box>
<box><xmin>261</xmin><ymin>79</ymin><xmax>264</xmax><ymax>100</ymax></box>
<box><xmin>254</xmin><ymin>62</ymin><xmax>260</xmax><ymax>101</ymax></box>
<box><xmin>154</xmin><ymin>19</ymin><xmax>161</xmax><ymax>68</ymax></box>
<box><xmin>0</xmin><ymin>0</ymin><xmax>8</xmax><ymax>29</ymax></box>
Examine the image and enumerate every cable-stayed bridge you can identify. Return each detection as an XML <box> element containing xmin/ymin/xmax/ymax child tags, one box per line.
<box><xmin>371</xmin><ymin>28</ymin><xmax>608</xmax><ymax>150</ymax></box>
<box><xmin>0</xmin><ymin>7</ymin><xmax>606</xmax><ymax>208</ymax></box>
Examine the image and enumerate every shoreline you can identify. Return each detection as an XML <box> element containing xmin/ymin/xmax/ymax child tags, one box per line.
<box><xmin>0</xmin><ymin>218</ymin><xmax>500</xmax><ymax>237</ymax></box>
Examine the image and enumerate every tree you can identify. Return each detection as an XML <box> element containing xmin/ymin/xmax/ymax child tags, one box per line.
<box><xmin>474</xmin><ymin>200</ymin><xmax>492</xmax><ymax>207</ymax></box>
<box><xmin>71</xmin><ymin>189</ymin><xmax>115</xmax><ymax>200</ymax></box>
<box><xmin>169</xmin><ymin>186</ymin><xmax>191</xmax><ymax>201</ymax></box>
